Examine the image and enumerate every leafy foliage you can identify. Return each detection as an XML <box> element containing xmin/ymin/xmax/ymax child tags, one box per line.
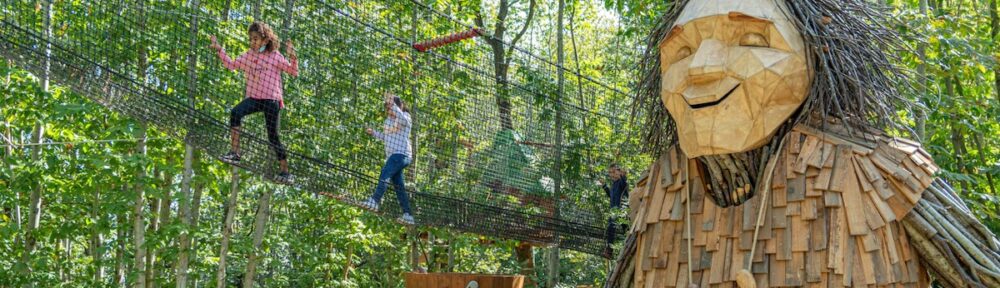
<box><xmin>1</xmin><ymin>1</ymin><xmax>997</xmax><ymax>288</ymax></box>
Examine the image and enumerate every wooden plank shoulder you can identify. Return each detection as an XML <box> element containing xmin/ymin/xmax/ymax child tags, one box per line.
<box><xmin>792</xmin><ymin>125</ymin><xmax>937</xmax><ymax>220</ymax></box>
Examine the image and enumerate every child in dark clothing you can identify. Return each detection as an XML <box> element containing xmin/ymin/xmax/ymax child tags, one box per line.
<box><xmin>601</xmin><ymin>164</ymin><xmax>629</xmax><ymax>257</ymax></box>
<box><xmin>602</xmin><ymin>164</ymin><xmax>629</xmax><ymax>209</ymax></box>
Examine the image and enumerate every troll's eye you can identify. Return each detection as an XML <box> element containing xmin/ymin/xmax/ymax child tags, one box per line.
<box><xmin>739</xmin><ymin>33</ymin><xmax>768</xmax><ymax>47</ymax></box>
<box><xmin>674</xmin><ymin>46</ymin><xmax>692</xmax><ymax>63</ymax></box>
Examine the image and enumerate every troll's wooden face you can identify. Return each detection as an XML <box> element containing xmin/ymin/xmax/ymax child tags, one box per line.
<box><xmin>660</xmin><ymin>0</ymin><xmax>810</xmax><ymax>157</ymax></box>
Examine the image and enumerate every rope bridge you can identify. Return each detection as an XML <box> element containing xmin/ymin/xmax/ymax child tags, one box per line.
<box><xmin>0</xmin><ymin>0</ymin><xmax>638</xmax><ymax>256</ymax></box>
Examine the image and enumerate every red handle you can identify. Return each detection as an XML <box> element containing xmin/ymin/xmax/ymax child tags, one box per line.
<box><xmin>413</xmin><ymin>28</ymin><xmax>483</xmax><ymax>52</ymax></box>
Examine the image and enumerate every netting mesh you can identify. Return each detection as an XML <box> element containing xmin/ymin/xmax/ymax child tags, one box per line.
<box><xmin>0</xmin><ymin>0</ymin><xmax>642</xmax><ymax>256</ymax></box>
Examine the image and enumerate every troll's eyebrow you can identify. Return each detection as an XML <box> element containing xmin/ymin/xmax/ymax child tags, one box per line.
<box><xmin>662</xmin><ymin>25</ymin><xmax>685</xmax><ymax>45</ymax></box>
<box><xmin>661</xmin><ymin>12</ymin><xmax>773</xmax><ymax>46</ymax></box>
<box><xmin>728</xmin><ymin>12</ymin><xmax>773</xmax><ymax>23</ymax></box>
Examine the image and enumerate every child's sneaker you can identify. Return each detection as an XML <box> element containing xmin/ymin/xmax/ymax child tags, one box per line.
<box><xmin>219</xmin><ymin>151</ymin><xmax>241</xmax><ymax>164</ymax></box>
<box><xmin>397</xmin><ymin>213</ymin><xmax>415</xmax><ymax>226</ymax></box>
<box><xmin>275</xmin><ymin>172</ymin><xmax>294</xmax><ymax>185</ymax></box>
<box><xmin>359</xmin><ymin>198</ymin><xmax>379</xmax><ymax>212</ymax></box>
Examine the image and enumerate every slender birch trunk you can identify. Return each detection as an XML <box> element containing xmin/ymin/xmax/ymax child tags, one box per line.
<box><xmin>91</xmin><ymin>187</ymin><xmax>105</xmax><ymax>283</ymax></box>
<box><xmin>548</xmin><ymin>0</ymin><xmax>566</xmax><ymax>286</ymax></box>
<box><xmin>175</xmin><ymin>0</ymin><xmax>201</xmax><ymax>285</ymax></box>
<box><xmin>147</xmin><ymin>167</ymin><xmax>174</xmax><ymax>288</ymax></box>
<box><xmin>132</xmin><ymin>127</ymin><xmax>148</xmax><ymax>288</ymax></box>
<box><xmin>21</xmin><ymin>1</ymin><xmax>52</xmax><ymax>282</ymax></box>
<box><xmin>241</xmin><ymin>188</ymin><xmax>275</xmax><ymax>287</ymax></box>
<box><xmin>214</xmin><ymin>167</ymin><xmax>240</xmax><ymax>288</ymax></box>
<box><xmin>114</xmin><ymin>210</ymin><xmax>127</xmax><ymax>287</ymax></box>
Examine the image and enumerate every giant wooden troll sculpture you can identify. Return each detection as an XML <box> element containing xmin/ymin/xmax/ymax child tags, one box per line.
<box><xmin>607</xmin><ymin>0</ymin><xmax>1000</xmax><ymax>287</ymax></box>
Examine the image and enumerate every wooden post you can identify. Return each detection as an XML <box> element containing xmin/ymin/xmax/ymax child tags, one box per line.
<box><xmin>215</xmin><ymin>167</ymin><xmax>240</xmax><ymax>288</ymax></box>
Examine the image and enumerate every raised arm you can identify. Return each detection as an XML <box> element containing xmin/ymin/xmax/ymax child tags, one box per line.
<box><xmin>279</xmin><ymin>40</ymin><xmax>299</xmax><ymax>77</ymax></box>
<box><xmin>218</xmin><ymin>50</ymin><xmax>250</xmax><ymax>71</ymax></box>
<box><xmin>369</xmin><ymin>127</ymin><xmax>386</xmax><ymax>142</ymax></box>
<box><xmin>210</xmin><ymin>36</ymin><xmax>248</xmax><ymax>71</ymax></box>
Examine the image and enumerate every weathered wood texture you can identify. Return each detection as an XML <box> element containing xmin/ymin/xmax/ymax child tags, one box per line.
<box><xmin>624</xmin><ymin>125</ymin><xmax>934</xmax><ymax>287</ymax></box>
<box><xmin>404</xmin><ymin>273</ymin><xmax>525</xmax><ymax>288</ymax></box>
<box><xmin>659</xmin><ymin>0</ymin><xmax>810</xmax><ymax>158</ymax></box>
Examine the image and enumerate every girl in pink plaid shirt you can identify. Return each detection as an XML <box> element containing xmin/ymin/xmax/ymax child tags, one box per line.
<box><xmin>209</xmin><ymin>21</ymin><xmax>298</xmax><ymax>184</ymax></box>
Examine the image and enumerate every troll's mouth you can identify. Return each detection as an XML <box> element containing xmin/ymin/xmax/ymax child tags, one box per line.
<box><xmin>689</xmin><ymin>84</ymin><xmax>740</xmax><ymax>109</ymax></box>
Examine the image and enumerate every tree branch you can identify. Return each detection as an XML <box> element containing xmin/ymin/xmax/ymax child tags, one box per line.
<box><xmin>493</xmin><ymin>0</ymin><xmax>510</xmax><ymax>46</ymax></box>
<box><xmin>474</xmin><ymin>11</ymin><xmax>486</xmax><ymax>33</ymax></box>
<box><xmin>506</xmin><ymin>0</ymin><xmax>536</xmax><ymax>63</ymax></box>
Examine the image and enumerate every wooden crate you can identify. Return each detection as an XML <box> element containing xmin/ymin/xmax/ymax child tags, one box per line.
<box><xmin>404</xmin><ymin>273</ymin><xmax>524</xmax><ymax>288</ymax></box>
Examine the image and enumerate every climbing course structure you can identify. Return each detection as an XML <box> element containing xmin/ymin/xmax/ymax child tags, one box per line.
<box><xmin>0</xmin><ymin>0</ymin><xmax>639</xmax><ymax>257</ymax></box>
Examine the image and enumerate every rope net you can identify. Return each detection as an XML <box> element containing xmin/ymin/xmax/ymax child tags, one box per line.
<box><xmin>0</xmin><ymin>0</ymin><xmax>642</xmax><ymax>256</ymax></box>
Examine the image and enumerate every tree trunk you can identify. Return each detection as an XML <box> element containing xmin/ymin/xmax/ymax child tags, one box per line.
<box><xmin>215</xmin><ymin>167</ymin><xmax>240</xmax><ymax>288</ymax></box>
<box><xmin>176</xmin><ymin>0</ymin><xmax>200</xmax><ymax>285</ymax></box>
<box><xmin>147</xmin><ymin>167</ymin><xmax>174</xmax><ymax>288</ymax></box>
<box><xmin>22</xmin><ymin>0</ymin><xmax>52</xmax><ymax>279</ymax></box>
<box><xmin>281</xmin><ymin>0</ymin><xmax>295</xmax><ymax>35</ymax></box>
<box><xmin>114</xmin><ymin>211</ymin><xmax>127</xmax><ymax>287</ymax></box>
<box><xmin>91</xmin><ymin>186</ymin><xmax>105</xmax><ymax>284</ymax></box>
<box><xmin>222</xmin><ymin>0</ymin><xmax>232</xmax><ymax>21</ymax></box>
<box><xmin>548</xmin><ymin>0</ymin><xmax>566</xmax><ymax>286</ymax></box>
<box><xmin>144</xmin><ymin>172</ymin><xmax>160</xmax><ymax>288</ymax></box>
<box><xmin>190</xmin><ymin>179</ymin><xmax>205</xmax><ymax>250</ymax></box>
<box><xmin>59</xmin><ymin>237</ymin><xmax>71</xmax><ymax>282</ymax></box>
<box><xmin>991</xmin><ymin>0</ymin><xmax>1000</xmax><ymax>106</ymax></box>
<box><xmin>568</xmin><ymin>0</ymin><xmax>586</xmax><ymax>113</ymax></box>
<box><xmin>133</xmin><ymin>127</ymin><xmax>148</xmax><ymax>288</ymax></box>
<box><xmin>473</xmin><ymin>0</ymin><xmax>538</xmax><ymax>277</ymax></box>
<box><xmin>992</xmin><ymin>0</ymin><xmax>1000</xmax><ymax>105</ymax></box>
<box><xmin>474</xmin><ymin>0</ymin><xmax>536</xmax><ymax>131</ymax></box>
<box><xmin>409</xmin><ymin>232</ymin><xmax>419</xmax><ymax>270</ymax></box>
<box><xmin>133</xmin><ymin>0</ymin><xmax>151</xmax><ymax>285</ymax></box>
<box><xmin>175</xmin><ymin>147</ymin><xmax>195</xmax><ymax>288</ymax></box>
<box><xmin>915</xmin><ymin>0</ymin><xmax>929</xmax><ymax>141</ymax></box>
<box><xmin>252</xmin><ymin>0</ymin><xmax>261</xmax><ymax>20</ymax></box>
<box><xmin>971</xmin><ymin>132</ymin><xmax>998</xmax><ymax>195</ymax></box>
<box><xmin>241</xmin><ymin>188</ymin><xmax>275</xmax><ymax>287</ymax></box>
<box><xmin>491</xmin><ymin>44</ymin><xmax>513</xmax><ymax>130</ymax></box>
<box><xmin>5</xmin><ymin>124</ymin><xmax>23</xmax><ymax>264</ymax></box>
<box><xmin>950</xmin><ymin>76</ymin><xmax>972</xmax><ymax>194</ymax></box>
<box><xmin>409</xmin><ymin>2</ymin><xmax>420</xmax><ymax>179</ymax></box>
<box><xmin>948</xmin><ymin>123</ymin><xmax>969</xmax><ymax>194</ymax></box>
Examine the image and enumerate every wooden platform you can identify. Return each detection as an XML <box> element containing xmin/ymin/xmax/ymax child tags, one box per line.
<box><xmin>404</xmin><ymin>273</ymin><xmax>524</xmax><ymax>288</ymax></box>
